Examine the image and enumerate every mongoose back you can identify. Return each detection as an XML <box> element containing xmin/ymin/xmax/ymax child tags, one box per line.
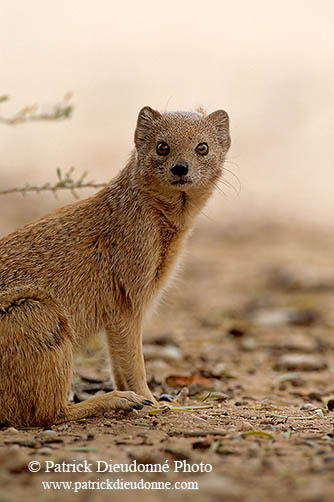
<box><xmin>0</xmin><ymin>106</ymin><xmax>230</xmax><ymax>427</ymax></box>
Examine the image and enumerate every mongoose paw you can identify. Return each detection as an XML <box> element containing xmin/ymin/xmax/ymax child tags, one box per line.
<box><xmin>109</xmin><ymin>391</ymin><xmax>153</xmax><ymax>412</ymax></box>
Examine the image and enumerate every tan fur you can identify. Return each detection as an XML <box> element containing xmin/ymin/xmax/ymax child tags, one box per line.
<box><xmin>0</xmin><ymin>106</ymin><xmax>230</xmax><ymax>427</ymax></box>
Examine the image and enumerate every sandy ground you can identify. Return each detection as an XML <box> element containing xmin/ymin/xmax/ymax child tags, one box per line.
<box><xmin>0</xmin><ymin>219</ymin><xmax>333</xmax><ymax>502</ymax></box>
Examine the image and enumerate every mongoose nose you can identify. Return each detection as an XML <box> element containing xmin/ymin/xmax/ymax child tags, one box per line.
<box><xmin>171</xmin><ymin>163</ymin><xmax>189</xmax><ymax>176</ymax></box>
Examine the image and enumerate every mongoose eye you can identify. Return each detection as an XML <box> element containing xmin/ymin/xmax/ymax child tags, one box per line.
<box><xmin>196</xmin><ymin>143</ymin><xmax>209</xmax><ymax>156</ymax></box>
<box><xmin>156</xmin><ymin>142</ymin><xmax>170</xmax><ymax>156</ymax></box>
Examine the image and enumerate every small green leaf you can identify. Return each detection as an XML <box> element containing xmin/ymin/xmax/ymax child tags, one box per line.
<box><xmin>244</xmin><ymin>430</ymin><xmax>274</xmax><ymax>439</ymax></box>
<box><xmin>131</xmin><ymin>421</ymin><xmax>153</xmax><ymax>428</ymax></box>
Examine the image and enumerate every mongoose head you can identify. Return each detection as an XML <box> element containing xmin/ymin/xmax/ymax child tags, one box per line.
<box><xmin>134</xmin><ymin>106</ymin><xmax>230</xmax><ymax>193</ymax></box>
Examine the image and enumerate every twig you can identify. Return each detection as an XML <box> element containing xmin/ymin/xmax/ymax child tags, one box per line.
<box><xmin>0</xmin><ymin>108</ymin><xmax>73</xmax><ymax>125</ymax></box>
<box><xmin>0</xmin><ymin>93</ymin><xmax>73</xmax><ymax>126</ymax></box>
<box><xmin>266</xmin><ymin>409</ymin><xmax>324</xmax><ymax>420</ymax></box>
<box><xmin>0</xmin><ymin>167</ymin><xmax>107</xmax><ymax>199</ymax></box>
<box><xmin>0</xmin><ymin>183</ymin><xmax>107</xmax><ymax>196</ymax></box>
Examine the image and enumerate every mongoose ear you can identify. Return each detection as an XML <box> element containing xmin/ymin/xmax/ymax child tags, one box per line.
<box><xmin>135</xmin><ymin>106</ymin><xmax>162</xmax><ymax>148</ymax></box>
<box><xmin>206</xmin><ymin>110</ymin><xmax>231</xmax><ymax>150</ymax></box>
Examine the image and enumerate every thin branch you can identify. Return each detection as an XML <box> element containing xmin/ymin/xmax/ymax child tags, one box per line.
<box><xmin>0</xmin><ymin>168</ymin><xmax>107</xmax><ymax>200</ymax></box>
<box><xmin>0</xmin><ymin>93</ymin><xmax>73</xmax><ymax>126</ymax></box>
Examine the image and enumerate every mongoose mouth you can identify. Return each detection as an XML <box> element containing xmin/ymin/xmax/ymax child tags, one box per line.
<box><xmin>171</xmin><ymin>179</ymin><xmax>192</xmax><ymax>186</ymax></box>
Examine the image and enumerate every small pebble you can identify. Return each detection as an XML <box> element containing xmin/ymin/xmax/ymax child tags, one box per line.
<box><xmin>38</xmin><ymin>448</ymin><xmax>52</xmax><ymax>456</ymax></box>
<box><xmin>211</xmin><ymin>362</ymin><xmax>227</xmax><ymax>378</ymax></box>
<box><xmin>251</xmin><ymin>308</ymin><xmax>318</xmax><ymax>326</ymax></box>
<box><xmin>240</xmin><ymin>421</ymin><xmax>253</xmax><ymax>431</ymax></box>
<box><xmin>240</xmin><ymin>337</ymin><xmax>257</xmax><ymax>351</ymax></box>
<box><xmin>39</xmin><ymin>430</ymin><xmax>58</xmax><ymax>440</ymax></box>
<box><xmin>4</xmin><ymin>427</ymin><xmax>19</xmax><ymax>435</ymax></box>
<box><xmin>263</xmin><ymin>424</ymin><xmax>276</xmax><ymax>432</ymax></box>
<box><xmin>57</xmin><ymin>424</ymin><xmax>68</xmax><ymax>431</ymax></box>
<box><xmin>275</xmin><ymin>354</ymin><xmax>327</xmax><ymax>371</ymax></box>
<box><xmin>143</xmin><ymin>344</ymin><xmax>181</xmax><ymax>362</ymax></box>
<box><xmin>300</xmin><ymin>403</ymin><xmax>317</xmax><ymax>411</ymax></box>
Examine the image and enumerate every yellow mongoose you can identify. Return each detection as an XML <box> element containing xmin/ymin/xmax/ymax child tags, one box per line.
<box><xmin>0</xmin><ymin>106</ymin><xmax>230</xmax><ymax>427</ymax></box>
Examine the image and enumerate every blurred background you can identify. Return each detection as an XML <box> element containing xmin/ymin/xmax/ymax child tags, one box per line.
<box><xmin>0</xmin><ymin>0</ymin><xmax>333</xmax><ymax>235</ymax></box>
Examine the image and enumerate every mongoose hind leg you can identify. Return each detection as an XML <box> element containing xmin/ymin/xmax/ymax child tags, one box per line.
<box><xmin>0</xmin><ymin>285</ymin><xmax>152</xmax><ymax>427</ymax></box>
<box><xmin>0</xmin><ymin>285</ymin><xmax>73</xmax><ymax>427</ymax></box>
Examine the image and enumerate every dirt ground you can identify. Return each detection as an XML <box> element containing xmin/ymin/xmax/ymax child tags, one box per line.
<box><xmin>0</xmin><ymin>219</ymin><xmax>333</xmax><ymax>502</ymax></box>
